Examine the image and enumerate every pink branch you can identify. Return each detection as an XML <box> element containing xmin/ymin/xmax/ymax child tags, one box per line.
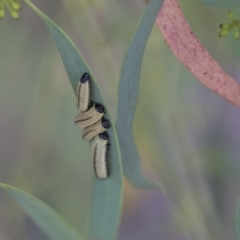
<box><xmin>155</xmin><ymin>0</ymin><xmax>240</xmax><ymax>108</ymax></box>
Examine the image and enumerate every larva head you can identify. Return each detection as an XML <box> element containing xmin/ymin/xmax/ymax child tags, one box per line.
<box><xmin>101</xmin><ymin>118</ymin><xmax>111</xmax><ymax>129</ymax></box>
<box><xmin>99</xmin><ymin>131</ymin><xmax>108</xmax><ymax>140</ymax></box>
<box><xmin>80</xmin><ymin>72</ymin><xmax>91</xmax><ymax>83</ymax></box>
<box><xmin>95</xmin><ymin>103</ymin><xmax>105</xmax><ymax>113</ymax></box>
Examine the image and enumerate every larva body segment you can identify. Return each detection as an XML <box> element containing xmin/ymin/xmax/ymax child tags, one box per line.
<box><xmin>76</xmin><ymin>73</ymin><xmax>91</xmax><ymax>112</ymax></box>
<box><xmin>91</xmin><ymin>132</ymin><xmax>109</xmax><ymax>179</ymax></box>
<box><xmin>82</xmin><ymin>118</ymin><xmax>111</xmax><ymax>141</ymax></box>
<box><xmin>75</xmin><ymin>103</ymin><xmax>105</xmax><ymax>128</ymax></box>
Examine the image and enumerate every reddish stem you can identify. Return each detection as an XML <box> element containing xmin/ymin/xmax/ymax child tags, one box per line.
<box><xmin>155</xmin><ymin>0</ymin><xmax>240</xmax><ymax>108</ymax></box>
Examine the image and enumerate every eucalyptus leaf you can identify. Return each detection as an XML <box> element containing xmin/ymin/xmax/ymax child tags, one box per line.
<box><xmin>0</xmin><ymin>183</ymin><xmax>82</xmax><ymax>240</ymax></box>
<box><xmin>200</xmin><ymin>0</ymin><xmax>240</xmax><ymax>7</ymax></box>
<box><xmin>116</xmin><ymin>0</ymin><xmax>164</xmax><ymax>189</ymax></box>
<box><xmin>25</xmin><ymin>1</ymin><xmax>124</xmax><ymax>240</ymax></box>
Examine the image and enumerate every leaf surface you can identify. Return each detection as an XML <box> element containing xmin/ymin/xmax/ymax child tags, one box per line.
<box><xmin>116</xmin><ymin>0</ymin><xmax>165</xmax><ymax>189</ymax></box>
<box><xmin>0</xmin><ymin>183</ymin><xmax>82</xmax><ymax>240</ymax></box>
<box><xmin>25</xmin><ymin>1</ymin><xmax>124</xmax><ymax>240</ymax></box>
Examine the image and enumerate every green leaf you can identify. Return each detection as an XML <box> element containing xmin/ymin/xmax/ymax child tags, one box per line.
<box><xmin>0</xmin><ymin>182</ymin><xmax>82</xmax><ymax>240</ymax></box>
<box><xmin>200</xmin><ymin>0</ymin><xmax>240</xmax><ymax>7</ymax></box>
<box><xmin>236</xmin><ymin>196</ymin><xmax>240</xmax><ymax>240</ymax></box>
<box><xmin>25</xmin><ymin>1</ymin><xmax>124</xmax><ymax>240</ymax></box>
<box><xmin>116</xmin><ymin>0</ymin><xmax>164</xmax><ymax>189</ymax></box>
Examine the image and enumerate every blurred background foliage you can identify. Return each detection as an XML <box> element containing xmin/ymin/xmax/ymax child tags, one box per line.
<box><xmin>0</xmin><ymin>0</ymin><xmax>240</xmax><ymax>239</ymax></box>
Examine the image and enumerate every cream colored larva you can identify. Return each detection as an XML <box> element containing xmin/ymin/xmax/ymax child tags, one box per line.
<box><xmin>76</xmin><ymin>73</ymin><xmax>91</xmax><ymax>112</ymax></box>
<box><xmin>82</xmin><ymin>118</ymin><xmax>111</xmax><ymax>141</ymax></box>
<box><xmin>91</xmin><ymin>132</ymin><xmax>109</xmax><ymax>179</ymax></box>
<box><xmin>74</xmin><ymin>103</ymin><xmax>105</xmax><ymax>128</ymax></box>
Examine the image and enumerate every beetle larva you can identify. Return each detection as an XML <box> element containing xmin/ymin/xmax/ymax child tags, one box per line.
<box><xmin>91</xmin><ymin>132</ymin><xmax>109</xmax><ymax>179</ymax></box>
<box><xmin>76</xmin><ymin>72</ymin><xmax>91</xmax><ymax>112</ymax></box>
<box><xmin>74</xmin><ymin>103</ymin><xmax>105</xmax><ymax>128</ymax></box>
<box><xmin>82</xmin><ymin>118</ymin><xmax>111</xmax><ymax>141</ymax></box>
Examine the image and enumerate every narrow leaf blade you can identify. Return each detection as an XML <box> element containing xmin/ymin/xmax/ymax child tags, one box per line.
<box><xmin>116</xmin><ymin>0</ymin><xmax>164</xmax><ymax>189</ymax></box>
<box><xmin>25</xmin><ymin>1</ymin><xmax>124</xmax><ymax>240</ymax></box>
<box><xmin>0</xmin><ymin>183</ymin><xmax>82</xmax><ymax>240</ymax></box>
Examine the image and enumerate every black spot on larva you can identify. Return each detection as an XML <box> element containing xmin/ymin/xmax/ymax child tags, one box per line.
<box><xmin>99</xmin><ymin>131</ymin><xmax>108</xmax><ymax>140</ymax></box>
<box><xmin>204</xmin><ymin>72</ymin><xmax>207</xmax><ymax>75</ymax></box>
<box><xmin>80</xmin><ymin>72</ymin><xmax>90</xmax><ymax>83</ymax></box>
<box><xmin>95</xmin><ymin>103</ymin><xmax>105</xmax><ymax>113</ymax></box>
<box><xmin>102</xmin><ymin>118</ymin><xmax>111</xmax><ymax>129</ymax></box>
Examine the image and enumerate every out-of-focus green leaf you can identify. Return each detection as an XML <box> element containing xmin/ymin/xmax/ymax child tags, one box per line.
<box><xmin>25</xmin><ymin>1</ymin><xmax>123</xmax><ymax>240</ymax></box>
<box><xmin>200</xmin><ymin>0</ymin><xmax>240</xmax><ymax>7</ymax></box>
<box><xmin>116</xmin><ymin>0</ymin><xmax>164</xmax><ymax>189</ymax></box>
<box><xmin>0</xmin><ymin>182</ymin><xmax>82</xmax><ymax>240</ymax></box>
